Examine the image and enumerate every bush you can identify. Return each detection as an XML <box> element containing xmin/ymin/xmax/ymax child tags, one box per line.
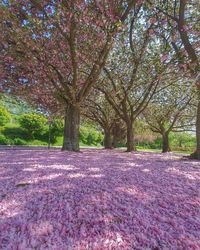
<box><xmin>37</xmin><ymin>119</ymin><xmax>64</xmax><ymax>144</ymax></box>
<box><xmin>50</xmin><ymin>119</ymin><xmax>64</xmax><ymax>137</ymax></box>
<box><xmin>45</xmin><ymin>119</ymin><xmax>64</xmax><ymax>144</ymax></box>
<box><xmin>80</xmin><ymin>124</ymin><xmax>103</xmax><ymax>146</ymax></box>
<box><xmin>170</xmin><ymin>132</ymin><xmax>196</xmax><ymax>148</ymax></box>
<box><xmin>0</xmin><ymin>107</ymin><xmax>11</xmax><ymax>126</ymax></box>
<box><xmin>13</xmin><ymin>138</ymin><xmax>27</xmax><ymax>145</ymax></box>
<box><xmin>19</xmin><ymin>113</ymin><xmax>47</xmax><ymax>139</ymax></box>
<box><xmin>0</xmin><ymin>134</ymin><xmax>10</xmax><ymax>145</ymax></box>
<box><xmin>3</xmin><ymin>125</ymin><xmax>29</xmax><ymax>140</ymax></box>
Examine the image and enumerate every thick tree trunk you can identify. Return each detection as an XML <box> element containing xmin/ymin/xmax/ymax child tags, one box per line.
<box><xmin>104</xmin><ymin>130</ymin><xmax>112</xmax><ymax>149</ymax></box>
<box><xmin>126</xmin><ymin>122</ymin><xmax>136</xmax><ymax>152</ymax></box>
<box><xmin>191</xmin><ymin>96</ymin><xmax>200</xmax><ymax>159</ymax></box>
<box><xmin>62</xmin><ymin>104</ymin><xmax>80</xmax><ymax>151</ymax></box>
<box><xmin>162</xmin><ymin>133</ymin><xmax>171</xmax><ymax>153</ymax></box>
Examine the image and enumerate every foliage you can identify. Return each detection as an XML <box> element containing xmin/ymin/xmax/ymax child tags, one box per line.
<box><xmin>0</xmin><ymin>94</ymin><xmax>33</xmax><ymax>116</ymax></box>
<box><xmin>0</xmin><ymin>106</ymin><xmax>11</xmax><ymax>126</ymax></box>
<box><xmin>3</xmin><ymin>125</ymin><xmax>29</xmax><ymax>140</ymax></box>
<box><xmin>19</xmin><ymin>113</ymin><xmax>47</xmax><ymax>139</ymax></box>
<box><xmin>52</xmin><ymin>119</ymin><xmax>64</xmax><ymax>135</ymax></box>
<box><xmin>0</xmin><ymin>0</ymin><xmax>135</xmax><ymax>112</ymax></box>
<box><xmin>0</xmin><ymin>0</ymin><xmax>137</xmax><ymax>151</ymax></box>
<box><xmin>80</xmin><ymin>124</ymin><xmax>103</xmax><ymax>146</ymax></box>
<box><xmin>13</xmin><ymin>138</ymin><xmax>27</xmax><ymax>145</ymax></box>
<box><xmin>170</xmin><ymin>132</ymin><xmax>196</xmax><ymax>148</ymax></box>
<box><xmin>0</xmin><ymin>134</ymin><xmax>10</xmax><ymax>145</ymax></box>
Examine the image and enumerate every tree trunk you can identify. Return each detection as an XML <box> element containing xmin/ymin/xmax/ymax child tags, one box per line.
<box><xmin>112</xmin><ymin>134</ymin><xmax>118</xmax><ymax>148</ymax></box>
<box><xmin>126</xmin><ymin>122</ymin><xmax>136</xmax><ymax>152</ymax></box>
<box><xmin>112</xmin><ymin>122</ymin><xmax>120</xmax><ymax>148</ymax></box>
<box><xmin>104</xmin><ymin>130</ymin><xmax>112</xmax><ymax>149</ymax></box>
<box><xmin>191</xmin><ymin>95</ymin><xmax>200</xmax><ymax>159</ymax></box>
<box><xmin>162</xmin><ymin>133</ymin><xmax>171</xmax><ymax>153</ymax></box>
<box><xmin>62</xmin><ymin>104</ymin><xmax>80</xmax><ymax>151</ymax></box>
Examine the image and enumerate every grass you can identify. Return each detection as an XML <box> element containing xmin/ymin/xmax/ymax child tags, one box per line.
<box><xmin>0</xmin><ymin>125</ymin><xmax>194</xmax><ymax>154</ymax></box>
<box><xmin>137</xmin><ymin>147</ymin><xmax>192</xmax><ymax>155</ymax></box>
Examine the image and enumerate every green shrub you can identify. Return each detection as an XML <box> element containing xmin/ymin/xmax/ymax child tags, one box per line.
<box><xmin>80</xmin><ymin>124</ymin><xmax>103</xmax><ymax>146</ymax></box>
<box><xmin>0</xmin><ymin>107</ymin><xmax>11</xmax><ymax>126</ymax></box>
<box><xmin>0</xmin><ymin>134</ymin><xmax>10</xmax><ymax>145</ymax></box>
<box><xmin>3</xmin><ymin>125</ymin><xmax>29</xmax><ymax>140</ymax></box>
<box><xmin>19</xmin><ymin>113</ymin><xmax>47</xmax><ymax>139</ymax></box>
<box><xmin>41</xmin><ymin>119</ymin><xmax>64</xmax><ymax>144</ymax></box>
<box><xmin>13</xmin><ymin>138</ymin><xmax>27</xmax><ymax>145</ymax></box>
<box><xmin>170</xmin><ymin>132</ymin><xmax>196</xmax><ymax>148</ymax></box>
<box><xmin>50</xmin><ymin>119</ymin><xmax>64</xmax><ymax>137</ymax></box>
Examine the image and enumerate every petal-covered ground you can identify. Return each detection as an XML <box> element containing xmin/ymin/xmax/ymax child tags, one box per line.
<box><xmin>0</xmin><ymin>148</ymin><xmax>200</xmax><ymax>250</ymax></box>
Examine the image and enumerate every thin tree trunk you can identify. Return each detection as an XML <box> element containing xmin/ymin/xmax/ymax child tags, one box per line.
<box><xmin>104</xmin><ymin>130</ymin><xmax>112</xmax><ymax>149</ymax></box>
<box><xmin>112</xmin><ymin>124</ymin><xmax>118</xmax><ymax>148</ymax></box>
<box><xmin>112</xmin><ymin>122</ymin><xmax>122</xmax><ymax>148</ymax></box>
<box><xmin>162</xmin><ymin>133</ymin><xmax>171</xmax><ymax>153</ymax></box>
<box><xmin>191</xmin><ymin>95</ymin><xmax>200</xmax><ymax>159</ymax></box>
<box><xmin>126</xmin><ymin>122</ymin><xmax>136</xmax><ymax>152</ymax></box>
<box><xmin>62</xmin><ymin>104</ymin><xmax>80</xmax><ymax>151</ymax></box>
<box><xmin>196</xmin><ymin>98</ymin><xmax>200</xmax><ymax>159</ymax></box>
<box><xmin>112</xmin><ymin>134</ymin><xmax>118</xmax><ymax>148</ymax></box>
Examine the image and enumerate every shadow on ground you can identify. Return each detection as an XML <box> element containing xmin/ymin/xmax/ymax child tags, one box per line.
<box><xmin>0</xmin><ymin>148</ymin><xmax>200</xmax><ymax>249</ymax></box>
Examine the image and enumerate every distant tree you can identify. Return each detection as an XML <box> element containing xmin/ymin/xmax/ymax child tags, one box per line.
<box><xmin>99</xmin><ymin>25</ymin><xmax>170</xmax><ymax>152</ymax></box>
<box><xmin>112</xmin><ymin>121</ymin><xmax>126</xmax><ymax>148</ymax></box>
<box><xmin>0</xmin><ymin>94</ymin><xmax>33</xmax><ymax>116</ymax></box>
<box><xmin>83</xmin><ymin>89</ymin><xmax>123</xmax><ymax>149</ymax></box>
<box><xmin>170</xmin><ymin>132</ymin><xmax>196</xmax><ymax>149</ymax></box>
<box><xmin>143</xmin><ymin>81</ymin><xmax>194</xmax><ymax>153</ymax></box>
<box><xmin>134</xmin><ymin>119</ymin><xmax>157</xmax><ymax>147</ymax></box>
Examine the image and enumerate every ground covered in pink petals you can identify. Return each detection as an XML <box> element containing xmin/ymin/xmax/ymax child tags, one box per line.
<box><xmin>0</xmin><ymin>148</ymin><xmax>200</xmax><ymax>250</ymax></box>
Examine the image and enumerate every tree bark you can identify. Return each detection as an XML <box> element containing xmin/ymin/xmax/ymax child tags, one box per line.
<box><xmin>191</xmin><ymin>95</ymin><xmax>200</xmax><ymax>159</ymax></box>
<box><xmin>195</xmin><ymin>97</ymin><xmax>200</xmax><ymax>159</ymax></box>
<box><xmin>126</xmin><ymin>122</ymin><xmax>136</xmax><ymax>152</ymax></box>
<box><xmin>162</xmin><ymin>133</ymin><xmax>171</xmax><ymax>153</ymax></box>
<box><xmin>62</xmin><ymin>104</ymin><xmax>80</xmax><ymax>151</ymax></box>
<box><xmin>104</xmin><ymin>130</ymin><xmax>112</xmax><ymax>149</ymax></box>
<box><xmin>112</xmin><ymin>134</ymin><xmax>118</xmax><ymax>148</ymax></box>
<box><xmin>112</xmin><ymin>124</ymin><xmax>118</xmax><ymax>148</ymax></box>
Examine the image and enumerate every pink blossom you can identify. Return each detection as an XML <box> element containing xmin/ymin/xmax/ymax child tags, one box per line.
<box><xmin>161</xmin><ymin>53</ymin><xmax>169</xmax><ymax>63</ymax></box>
<box><xmin>149</xmin><ymin>29</ymin><xmax>155</xmax><ymax>35</ymax></box>
<box><xmin>0</xmin><ymin>148</ymin><xmax>199</xmax><ymax>249</ymax></box>
<box><xmin>149</xmin><ymin>17</ymin><xmax>157</xmax><ymax>24</ymax></box>
<box><xmin>47</xmin><ymin>7</ymin><xmax>52</xmax><ymax>14</ymax></box>
<box><xmin>161</xmin><ymin>19</ymin><xmax>167</xmax><ymax>25</ymax></box>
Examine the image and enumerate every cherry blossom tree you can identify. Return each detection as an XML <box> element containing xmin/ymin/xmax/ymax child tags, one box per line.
<box><xmin>98</xmin><ymin>18</ymin><xmax>171</xmax><ymax>152</ymax></box>
<box><xmin>145</xmin><ymin>0</ymin><xmax>200</xmax><ymax>157</ymax></box>
<box><xmin>0</xmin><ymin>0</ymin><xmax>137</xmax><ymax>151</ymax></box>
<box><xmin>143</xmin><ymin>79</ymin><xmax>194</xmax><ymax>153</ymax></box>
<box><xmin>83</xmin><ymin>89</ymin><xmax>123</xmax><ymax>149</ymax></box>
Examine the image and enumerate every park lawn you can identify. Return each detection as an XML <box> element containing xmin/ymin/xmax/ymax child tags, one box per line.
<box><xmin>137</xmin><ymin>148</ymin><xmax>193</xmax><ymax>155</ymax></box>
<box><xmin>0</xmin><ymin>148</ymin><xmax>199</xmax><ymax>249</ymax></box>
<box><xmin>116</xmin><ymin>147</ymin><xmax>193</xmax><ymax>155</ymax></box>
